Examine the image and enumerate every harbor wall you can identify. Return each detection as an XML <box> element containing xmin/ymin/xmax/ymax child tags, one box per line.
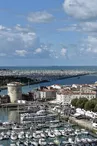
<box><xmin>69</xmin><ymin>116</ymin><xmax>93</xmax><ymax>131</ymax></box>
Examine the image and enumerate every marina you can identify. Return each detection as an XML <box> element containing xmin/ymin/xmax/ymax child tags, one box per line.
<box><xmin>1</xmin><ymin>67</ymin><xmax>97</xmax><ymax>145</ymax></box>
<box><xmin>0</xmin><ymin>102</ymin><xmax>97</xmax><ymax>146</ymax></box>
<box><xmin>0</xmin><ymin>120</ymin><xmax>97</xmax><ymax>146</ymax></box>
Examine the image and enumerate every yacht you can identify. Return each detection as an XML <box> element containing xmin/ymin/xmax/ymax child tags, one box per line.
<box><xmin>54</xmin><ymin>129</ymin><xmax>61</xmax><ymax>136</ymax></box>
<box><xmin>25</xmin><ymin>131</ymin><xmax>32</xmax><ymax>139</ymax></box>
<box><xmin>0</xmin><ymin>135</ymin><xmax>3</xmax><ymax>141</ymax></box>
<box><xmin>12</xmin><ymin>124</ymin><xmax>29</xmax><ymax>131</ymax></box>
<box><xmin>38</xmin><ymin>138</ymin><xmax>47</xmax><ymax>146</ymax></box>
<box><xmin>18</xmin><ymin>131</ymin><xmax>25</xmax><ymax>140</ymax></box>
<box><xmin>48</xmin><ymin>130</ymin><xmax>55</xmax><ymax>138</ymax></box>
<box><xmin>11</xmin><ymin>131</ymin><xmax>18</xmax><ymax>141</ymax></box>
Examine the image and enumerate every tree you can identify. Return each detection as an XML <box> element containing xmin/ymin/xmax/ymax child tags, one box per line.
<box><xmin>94</xmin><ymin>104</ymin><xmax>97</xmax><ymax>112</ymax></box>
<box><xmin>71</xmin><ymin>98</ymin><xmax>78</xmax><ymax>107</ymax></box>
<box><xmin>76</xmin><ymin>97</ymin><xmax>88</xmax><ymax>109</ymax></box>
<box><xmin>84</xmin><ymin>100</ymin><xmax>96</xmax><ymax>111</ymax></box>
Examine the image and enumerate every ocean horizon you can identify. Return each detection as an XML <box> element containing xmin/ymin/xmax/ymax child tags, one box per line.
<box><xmin>0</xmin><ymin>65</ymin><xmax>97</xmax><ymax>71</ymax></box>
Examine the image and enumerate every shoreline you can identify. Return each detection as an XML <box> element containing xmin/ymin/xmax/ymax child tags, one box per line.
<box><xmin>0</xmin><ymin>79</ymin><xmax>49</xmax><ymax>91</ymax></box>
<box><xmin>0</xmin><ymin>73</ymin><xmax>90</xmax><ymax>91</ymax></box>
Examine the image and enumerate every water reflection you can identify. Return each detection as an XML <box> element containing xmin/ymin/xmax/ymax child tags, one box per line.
<box><xmin>8</xmin><ymin>110</ymin><xmax>19</xmax><ymax>123</ymax></box>
<box><xmin>0</xmin><ymin>108</ymin><xmax>8</xmax><ymax>122</ymax></box>
<box><xmin>0</xmin><ymin>108</ymin><xmax>19</xmax><ymax>123</ymax></box>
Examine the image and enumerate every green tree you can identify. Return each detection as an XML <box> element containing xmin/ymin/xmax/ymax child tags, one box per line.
<box><xmin>71</xmin><ymin>98</ymin><xmax>78</xmax><ymax>107</ymax></box>
<box><xmin>76</xmin><ymin>97</ymin><xmax>88</xmax><ymax>109</ymax></box>
<box><xmin>84</xmin><ymin>100</ymin><xmax>96</xmax><ymax>111</ymax></box>
<box><xmin>94</xmin><ymin>104</ymin><xmax>97</xmax><ymax>112</ymax></box>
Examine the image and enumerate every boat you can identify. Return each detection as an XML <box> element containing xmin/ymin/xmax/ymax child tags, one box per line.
<box><xmin>59</xmin><ymin>130</ymin><xmax>65</xmax><ymax>136</ymax></box>
<box><xmin>48</xmin><ymin>130</ymin><xmax>55</xmax><ymax>138</ymax></box>
<box><xmin>24</xmin><ymin>140</ymin><xmax>32</xmax><ymax>146</ymax></box>
<box><xmin>75</xmin><ymin>129</ymin><xmax>82</xmax><ymax>135</ymax></box>
<box><xmin>68</xmin><ymin>137</ymin><xmax>74</xmax><ymax>144</ymax></box>
<box><xmin>81</xmin><ymin>138</ymin><xmax>87</xmax><ymax>143</ymax></box>
<box><xmin>18</xmin><ymin>131</ymin><xmax>25</xmax><ymax>140</ymax></box>
<box><xmin>12</xmin><ymin>124</ymin><xmax>29</xmax><ymax>131</ymax></box>
<box><xmin>41</xmin><ymin>132</ymin><xmax>46</xmax><ymax>138</ymax></box>
<box><xmin>47</xmin><ymin>141</ymin><xmax>54</xmax><ymax>145</ymax></box>
<box><xmin>0</xmin><ymin>135</ymin><xmax>3</xmax><ymax>141</ymax></box>
<box><xmin>3</xmin><ymin>134</ymin><xmax>9</xmax><ymax>140</ymax></box>
<box><xmin>10</xmin><ymin>144</ymin><xmax>16</xmax><ymax>146</ymax></box>
<box><xmin>0</xmin><ymin>132</ymin><xmax>5</xmax><ymax>136</ymax></box>
<box><xmin>81</xmin><ymin>129</ymin><xmax>89</xmax><ymax>135</ymax></box>
<box><xmin>16</xmin><ymin>140</ymin><xmax>24</xmax><ymax>146</ymax></box>
<box><xmin>75</xmin><ymin>136</ymin><xmax>81</xmax><ymax>143</ymax></box>
<box><xmin>30</xmin><ymin>141</ymin><xmax>38</xmax><ymax>146</ymax></box>
<box><xmin>33</xmin><ymin>132</ymin><xmax>41</xmax><ymax>139</ymax></box>
<box><xmin>54</xmin><ymin>129</ymin><xmax>61</xmax><ymax>136</ymax></box>
<box><xmin>49</xmin><ymin>123</ymin><xmax>60</xmax><ymax>128</ymax></box>
<box><xmin>25</xmin><ymin>131</ymin><xmax>32</xmax><ymax>139</ymax></box>
<box><xmin>38</xmin><ymin>138</ymin><xmax>47</xmax><ymax>146</ymax></box>
<box><xmin>86</xmin><ymin>138</ymin><xmax>93</xmax><ymax>143</ymax></box>
<box><xmin>11</xmin><ymin>132</ymin><xmax>18</xmax><ymax>141</ymax></box>
<box><xmin>6</xmin><ymin>130</ymin><xmax>11</xmax><ymax>136</ymax></box>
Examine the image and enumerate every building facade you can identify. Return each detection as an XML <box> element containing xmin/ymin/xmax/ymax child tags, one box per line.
<box><xmin>34</xmin><ymin>89</ymin><xmax>57</xmax><ymax>100</ymax></box>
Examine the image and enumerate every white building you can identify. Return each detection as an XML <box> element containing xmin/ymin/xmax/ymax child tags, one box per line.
<box><xmin>7</xmin><ymin>82</ymin><xmax>22</xmax><ymax>103</ymax></box>
<box><xmin>56</xmin><ymin>90</ymin><xmax>96</xmax><ymax>105</ymax></box>
<box><xmin>56</xmin><ymin>90</ymin><xmax>72</xmax><ymax>104</ymax></box>
<box><xmin>34</xmin><ymin>88</ymin><xmax>57</xmax><ymax>100</ymax></box>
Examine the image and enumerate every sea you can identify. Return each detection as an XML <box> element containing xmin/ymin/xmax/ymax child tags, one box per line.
<box><xmin>0</xmin><ymin>66</ymin><xmax>97</xmax><ymax>95</ymax></box>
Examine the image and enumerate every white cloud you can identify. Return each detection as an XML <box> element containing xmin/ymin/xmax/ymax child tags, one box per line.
<box><xmin>0</xmin><ymin>24</ymin><xmax>39</xmax><ymax>57</ymax></box>
<box><xmin>0</xmin><ymin>24</ymin><xmax>57</xmax><ymax>59</ymax></box>
<box><xmin>63</xmin><ymin>0</ymin><xmax>97</xmax><ymax>20</ymax></box>
<box><xmin>34</xmin><ymin>48</ymin><xmax>42</xmax><ymax>54</ymax></box>
<box><xmin>27</xmin><ymin>11</ymin><xmax>54</xmax><ymax>23</ymax></box>
<box><xmin>15</xmin><ymin>50</ymin><xmax>28</xmax><ymax>56</ymax></box>
<box><xmin>79</xmin><ymin>22</ymin><xmax>97</xmax><ymax>32</ymax></box>
<box><xmin>14</xmin><ymin>24</ymin><xmax>34</xmax><ymax>33</ymax></box>
<box><xmin>33</xmin><ymin>44</ymin><xmax>57</xmax><ymax>58</ymax></box>
<box><xmin>83</xmin><ymin>36</ymin><xmax>97</xmax><ymax>53</ymax></box>
<box><xmin>61</xmin><ymin>48</ymin><xmax>67</xmax><ymax>56</ymax></box>
<box><xmin>0</xmin><ymin>25</ymin><xmax>6</xmax><ymax>30</ymax></box>
<box><xmin>58</xmin><ymin>21</ymin><xmax>97</xmax><ymax>34</ymax></box>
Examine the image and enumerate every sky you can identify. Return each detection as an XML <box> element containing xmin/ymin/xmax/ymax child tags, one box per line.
<box><xmin>0</xmin><ymin>0</ymin><xmax>97</xmax><ymax>66</ymax></box>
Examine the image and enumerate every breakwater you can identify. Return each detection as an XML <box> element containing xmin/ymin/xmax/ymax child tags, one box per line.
<box><xmin>0</xmin><ymin>69</ymin><xmax>94</xmax><ymax>91</ymax></box>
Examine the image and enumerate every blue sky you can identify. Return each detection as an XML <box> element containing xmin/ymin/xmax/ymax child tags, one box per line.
<box><xmin>0</xmin><ymin>0</ymin><xmax>97</xmax><ymax>66</ymax></box>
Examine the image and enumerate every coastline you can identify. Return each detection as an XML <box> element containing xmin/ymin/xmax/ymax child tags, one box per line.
<box><xmin>0</xmin><ymin>73</ymin><xmax>90</xmax><ymax>91</ymax></box>
<box><xmin>0</xmin><ymin>79</ymin><xmax>49</xmax><ymax>91</ymax></box>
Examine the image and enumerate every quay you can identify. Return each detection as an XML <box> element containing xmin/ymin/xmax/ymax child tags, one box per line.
<box><xmin>69</xmin><ymin>116</ymin><xmax>97</xmax><ymax>133</ymax></box>
<box><xmin>0</xmin><ymin>101</ymin><xmax>50</xmax><ymax>109</ymax></box>
<box><xmin>0</xmin><ymin>103</ymin><xmax>28</xmax><ymax>108</ymax></box>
